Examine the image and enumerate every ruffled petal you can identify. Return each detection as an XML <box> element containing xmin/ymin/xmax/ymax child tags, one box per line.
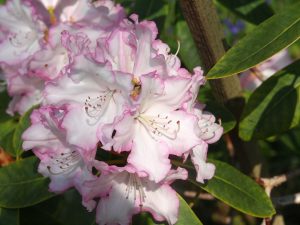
<box><xmin>128</xmin><ymin>122</ymin><xmax>171</xmax><ymax>182</ymax></box>
<box><xmin>190</xmin><ymin>143</ymin><xmax>216</xmax><ymax>183</ymax></box>
<box><xmin>61</xmin><ymin>106</ymin><xmax>99</xmax><ymax>150</ymax></box>
<box><xmin>96</xmin><ymin>180</ymin><xmax>136</xmax><ymax>225</ymax></box>
<box><xmin>142</xmin><ymin>184</ymin><xmax>179</xmax><ymax>225</ymax></box>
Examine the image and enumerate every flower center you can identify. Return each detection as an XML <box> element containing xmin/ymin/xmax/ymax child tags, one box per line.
<box><xmin>47</xmin><ymin>6</ymin><xmax>57</xmax><ymax>25</ymax></box>
<box><xmin>126</xmin><ymin>174</ymin><xmax>146</xmax><ymax>209</ymax></box>
<box><xmin>47</xmin><ymin>150</ymin><xmax>81</xmax><ymax>175</ymax></box>
<box><xmin>137</xmin><ymin>113</ymin><xmax>180</xmax><ymax>140</ymax></box>
<box><xmin>84</xmin><ymin>90</ymin><xmax>114</xmax><ymax>124</ymax></box>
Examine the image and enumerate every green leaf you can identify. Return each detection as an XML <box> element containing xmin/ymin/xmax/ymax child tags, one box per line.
<box><xmin>133</xmin><ymin>194</ymin><xmax>203</xmax><ymax>225</ymax></box>
<box><xmin>205</xmin><ymin>101</ymin><xmax>236</xmax><ymax>133</ymax></box>
<box><xmin>133</xmin><ymin>213</ymin><xmax>163</xmax><ymax>225</ymax></box>
<box><xmin>239</xmin><ymin>60</ymin><xmax>300</xmax><ymax>140</ymax></box>
<box><xmin>190</xmin><ymin>160</ymin><xmax>275</xmax><ymax>218</ymax></box>
<box><xmin>0</xmin><ymin>208</ymin><xmax>19</xmax><ymax>225</ymax></box>
<box><xmin>0</xmin><ymin>91</ymin><xmax>18</xmax><ymax>156</ymax></box>
<box><xmin>176</xmin><ymin>195</ymin><xmax>203</xmax><ymax>225</ymax></box>
<box><xmin>0</xmin><ymin>91</ymin><xmax>18</xmax><ymax>142</ymax></box>
<box><xmin>0</xmin><ymin>157</ymin><xmax>55</xmax><ymax>208</ymax></box>
<box><xmin>216</xmin><ymin>0</ymin><xmax>274</xmax><ymax>25</ymax></box>
<box><xmin>0</xmin><ymin>131</ymin><xmax>15</xmax><ymax>157</ymax></box>
<box><xmin>20</xmin><ymin>189</ymin><xmax>95</xmax><ymax>225</ymax></box>
<box><xmin>207</xmin><ymin>2</ymin><xmax>300</xmax><ymax>79</ymax></box>
<box><xmin>12</xmin><ymin>107</ymin><xmax>35</xmax><ymax>158</ymax></box>
<box><xmin>176</xmin><ymin>21</ymin><xmax>202</xmax><ymax>71</ymax></box>
<box><xmin>0</xmin><ymin>118</ymin><xmax>18</xmax><ymax>143</ymax></box>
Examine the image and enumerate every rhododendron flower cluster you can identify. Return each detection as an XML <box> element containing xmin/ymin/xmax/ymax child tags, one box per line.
<box><xmin>0</xmin><ymin>0</ymin><xmax>223</xmax><ymax>224</ymax></box>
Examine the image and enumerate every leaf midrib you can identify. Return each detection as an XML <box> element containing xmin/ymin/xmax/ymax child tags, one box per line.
<box><xmin>230</xmin><ymin>17</ymin><xmax>300</xmax><ymax>73</ymax></box>
<box><xmin>0</xmin><ymin>177</ymin><xmax>45</xmax><ymax>187</ymax></box>
<box><xmin>213</xmin><ymin>174</ymin><xmax>261</xmax><ymax>203</ymax></box>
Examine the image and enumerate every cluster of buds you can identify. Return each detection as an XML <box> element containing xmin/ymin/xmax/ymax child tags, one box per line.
<box><xmin>0</xmin><ymin>0</ymin><xmax>223</xmax><ymax>224</ymax></box>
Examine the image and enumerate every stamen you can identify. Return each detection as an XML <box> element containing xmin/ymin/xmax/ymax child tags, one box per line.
<box><xmin>130</xmin><ymin>78</ymin><xmax>141</xmax><ymax>100</ymax></box>
<box><xmin>125</xmin><ymin>174</ymin><xmax>146</xmax><ymax>209</ymax></box>
<box><xmin>174</xmin><ymin>40</ymin><xmax>181</xmax><ymax>57</ymax></box>
<box><xmin>137</xmin><ymin>114</ymin><xmax>180</xmax><ymax>140</ymax></box>
<box><xmin>84</xmin><ymin>90</ymin><xmax>114</xmax><ymax>125</ymax></box>
<box><xmin>47</xmin><ymin>150</ymin><xmax>81</xmax><ymax>175</ymax></box>
<box><xmin>166</xmin><ymin>40</ymin><xmax>181</xmax><ymax>66</ymax></box>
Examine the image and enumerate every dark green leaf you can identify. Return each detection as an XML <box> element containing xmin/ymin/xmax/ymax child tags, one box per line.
<box><xmin>0</xmin><ymin>157</ymin><xmax>55</xmax><ymax>208</ymax></box>
<box><xmin>207</xmin><ymin>2</ymin><xmax>300</xmax><ymax>79</ymax></box>
<box><xmin>0</xmin><ymin>131</ymin><xmax>15</xmax><ymax>157</ymax></box>
<box><xmin>133</xmin><ymin>213</ymin><xmax>164</xmax><ymax>225</ymax></box>
<box><xmin>0</xmin><ymin>118</ymin><xmax>18</xmax><ymax>143</ymax></box>
<box><xmin>0</xmin><ymin>208</ymin><xmax>19</xmax><ymax>225</ymax></box>
<box><xmin>12</xmin><ymin>107</ymin><xmax>36</xmax><ymax>158</ymax></box>
<box><xmin>176</xmin><ymin>195</ymin><xmax>203</xmax><ymax>225</ymax></box>
<box><xmin>176</xmin><ymin>21</ymin><xmax>202</xmax><ymax>71</ymax></box>
<box><xmin>205</xmin><ymin>101</ymin><xmax>236</xmax><ymax>133</ymax></box>
<box><xmin>190</xmin><ymin>160</ymin><xmax>275</xmax><ymax>218</ymax></box>
<box><xmin>20</xmin><ymin>189</ymin><xmax>95</xmax><ymax>225</ymax></box>
<box><xmin>133</xmin><ymin>194</ymin><xmax>203</xmax><ymax>225</ymax></box>
<box><xmin>217</xmin><ymin>0</ymin><xmax>274</xmax><ymax>25</ymax></box>
<box><xmin>0</xmin><ymin>91</ymin><xmax>10</xmax><ymax>118</ymax></box>
<box><xmin>239</xmin><ymin>60</ymin><xmax>300</xmax><ymax>140</ymax></box>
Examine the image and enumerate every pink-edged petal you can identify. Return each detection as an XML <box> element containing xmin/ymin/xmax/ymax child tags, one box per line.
<box><xmin>22</xmin><ymin>123</ymin><xmax>59</xmax><ymax>150</ymax></box>
<box><xmin>191</xmin><ymin>143</ymin><xmax>216</xmax><ymax>183</ymax></box>
<box><xmin>142</xmin><ymin>184</ymin><xmax>179</xmax><ymax>225</ymax></box>
<box><xmin>84</xmin><ymin>165</ymin><xmax>138</xmax><ymax>225</ymax></box>
<box><xmin>96</xmin><ymin>181</ymin><xmax>136</xmax><ymax>225</ymax></box>
<box><xmin>132</xmin><ymin>21</ymin><xmax>166</xmax><ymax>77</ymax></box>
<box><xmin>138</xmin><ymin>108</ymin><xmax>202</xmax><ymax>156</ymax></box>
<box><xmin>128</xmin><ymin>123</ymin><xmax>171</xmax><ymax>182</ymax></box>
<box><xmin>44</xmin><ymin>58</ymin><xmax>113</xmax><ymax>105</ymax></box>
<box><xmin>164</xmin><ymin>167</ymin><xmax>188</xmax><ymax>184</ymax></box>
<box><xmin>194</xmin><ymin>108</ymin><xmax>223</xmax><ymax>144</ymax></box>
<box><xmin>0</xmin><ymin>0</ymin><xmax>46</xmax><ymax>65</ymax></box>
<box><xmin>61</xmin><ymin>106</ymin><xmax>99</xmax><ymax>150</ymax></box>
<box><xmin>28</xmin><ymin>46</ymin><xmax>69</xmax><ymax>80</ymax></box>
<box><xmin>101</xmin><ymin>27</ymin><xmax>136</xmax><ymax>72</ymax></box>
<box><xmin>105</xmin><ymin>112</ymin><xmax>135</xmax><ymax>152</ymax></box>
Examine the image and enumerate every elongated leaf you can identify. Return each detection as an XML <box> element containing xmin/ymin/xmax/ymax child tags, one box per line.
<box><xmin>0</xmin><ymin>91</ymin><xmax>18</xmax><ymax>156</ymax></box>
<box><xmin>0</xmin><ymin>208</ymin><xmax>19</xmax><ymax>225</ymax></box>
<box><xmin>12</xmin><ymin>107</ymin><xmax>35</xmax><ymax>158</ymax></box>
<box><xmin>20</xmin><ymin>189</ymin><xmax>95</xmax><ymax>225</ymax></box>
<box><xmin>176</xmin><ymin>195</ymin><xmax>203</xmax><ymax>225</ymax></box>
<box><xmin>133</xmin><ymin>194</ymin><xmax>203</xmax><ymax>225</ymax></box>
<box><xmin>190</xmin><ymin>160</ymin><xmax>275</xmax><ymax>218</ymax></box>
<box><xmin>0</xmin><ymin>157</ymin><xmax>55</xmax><ymax>208</ymax></box>
<box><xmin>0</xmin><ymin>118</ymin><xmax>18</xmax><ymax>142</ymax></box>
<box><xmin>0</xmin><ymin>131</ymin><xmax>14</xmax><ymax>157</ymax></box>
<box><xmin>207</xmin><ymin>2</ymin><xmax>300</xmax><ymax>79</ymax></box>
<box><xmin>217</xmin><ymin>0</ymin><xmax>274</xmax><ymax>25</ymax></box>
<box><xmin>239</xmin><ymin>60</ymin><xmax>300</xmax><ymax>140</ymax></box>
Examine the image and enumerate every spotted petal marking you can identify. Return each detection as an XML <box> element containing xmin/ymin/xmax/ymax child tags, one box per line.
<box><xmin>84</xmin><ymin>90</ymin><xmax>114</xmax><ymax>124</ymax></box>
<box><xmin>47</xmin><ymin>150</ymin><xmax>81</xmax><ymax>175</ymax></box>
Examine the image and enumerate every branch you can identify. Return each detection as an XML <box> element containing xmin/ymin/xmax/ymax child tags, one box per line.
<box><xmin>259</xmin><ymin>169</ymin><xmax>300</xmax><ymax>195</ymax></box>
<box><xmin>273</xmin><ymin>193</ymin><xmax>300</xmax><ymax>207</ymax></box>
<box><xmin>179</xmin><ymin>0</ymin><xmax>265</xmax><ymax>179</ymax></box>
<box><xmin>179</xmin><ymin>0</ymin><xmax>242</xmax><ymax>104</ymax></box>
